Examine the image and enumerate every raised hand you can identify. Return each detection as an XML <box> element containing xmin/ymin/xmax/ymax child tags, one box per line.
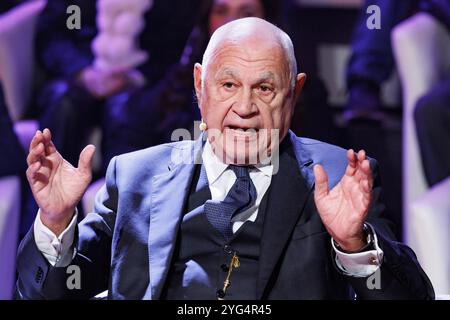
<box><xmin>26</xmin><ymin>129</ymin><xmax>95</xmax><ymax>236</ymax></box>
<box><xmin>313</xmin><ymin>149</ymin><xmax>373</xmax><ymax>252</ymax></box>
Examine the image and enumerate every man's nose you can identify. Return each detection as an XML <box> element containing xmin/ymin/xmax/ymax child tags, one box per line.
<box><xmin>232</xmin><ymin>88</ymin><xmax>258</xmax><ymax>118</ymax></box>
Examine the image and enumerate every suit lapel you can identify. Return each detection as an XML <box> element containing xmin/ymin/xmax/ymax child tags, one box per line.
<box><xmin>144</xmin><ymin>131</ymin><xmax>317</xmax><ymax>299</ymax></box>
<box><xmin>145</xmin><ymin>136</ymin><xmax>205</xmax><ymax>299</ymax></box>
<box><xmin>256</xmin><ymin>134</ymin><xmax>314</xmax><ymax>299</ymax></box>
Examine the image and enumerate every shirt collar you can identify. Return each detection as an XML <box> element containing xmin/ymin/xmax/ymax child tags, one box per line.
<box><xmin>202</xmin><ymin>141</ymin><xmax>273</xmax><ymax>185</ymax></box>
<box><xmin>254</xmin><ymin>161</ymin><xmax>273</xmax><ymax>177</ymax></box>
<box><xmin>202</xmin><ymin>141</ymin><xmax>228</xmax><ymax>185</ymax></box>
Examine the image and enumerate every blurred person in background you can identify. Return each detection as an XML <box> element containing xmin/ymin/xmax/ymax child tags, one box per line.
<box><xmin>344</xmin><ymin>0</ymin><xmax>415</xmax><ymax>123</ymax></box>
<box><xmin>35</xmin><ymin>0</ymin><xmax>201</xmax><ymax>177</ymax></box>
<box><xmin>0</xmin><ymin>0</ymin><xmax>25</xmax><ymax>178</ymax></box>
<box><xmin>346</xmin><ymin>0</ymin><xmax>450</xmax><ymax>124</ymax></box>
<box><xmin>0</xmin><ymin>0</ymin><xmax>28</xmax><ymax>195</ymax></box>
<box><xmin>114</xmin><ymin>0</ymin><xmax>280</xmax><ymax>155</ymax></box>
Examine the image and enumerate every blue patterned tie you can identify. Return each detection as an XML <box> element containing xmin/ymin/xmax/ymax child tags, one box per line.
<box><xmin>204</xmin><ymin>165</ymin><xmax>257</xmax><ymax>241</ymax></box>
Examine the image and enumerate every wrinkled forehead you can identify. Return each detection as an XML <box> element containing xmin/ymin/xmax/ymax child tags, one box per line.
<box><xmin>206</xmin><ymin>38</ymin><xmax>290</xmax><ymax>77</ymax></box>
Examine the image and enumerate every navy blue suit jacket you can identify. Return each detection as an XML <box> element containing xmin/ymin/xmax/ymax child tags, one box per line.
<box><xmin>15</xmin><ymin>132</ymin><xmax>434</xmax><ymax>299</ymax></box>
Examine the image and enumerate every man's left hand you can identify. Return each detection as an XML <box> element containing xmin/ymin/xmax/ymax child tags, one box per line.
<box><xmin>313</xmin><ymin>149</ymin><xmax>373</xmax><ymax>252</ymax></box>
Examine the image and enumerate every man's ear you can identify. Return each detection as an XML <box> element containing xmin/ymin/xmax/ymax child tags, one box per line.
<box><xmin>294</xmin><ymin>73</ymin><xmax>306</xmax><ymax>103</ymax></box>
<box><xmin>194</xmin><ymin>63</ymin><xmax>202</xmax><ymax>105</ymax></box>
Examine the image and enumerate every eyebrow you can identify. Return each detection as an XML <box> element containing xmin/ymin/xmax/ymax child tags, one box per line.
<box><xmin>215</xmin><ymin>69</ymin><xmax>276</xmax><ymax>83</ymax></box>
<box><xmin>215</xmin><ymin>68</ymin><xmax>239</xmax><ymax>80</ymax></box>
<box><xmin>256</xmin><ymin>71</ymin><xmax>275</xmax><ymax>83</ymax></box>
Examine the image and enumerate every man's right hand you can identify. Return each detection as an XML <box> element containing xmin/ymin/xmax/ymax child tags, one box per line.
<box><xmin>26</xmin><ymin>129</ymin><xmax>95</xmax><ymax>236</ymax></box>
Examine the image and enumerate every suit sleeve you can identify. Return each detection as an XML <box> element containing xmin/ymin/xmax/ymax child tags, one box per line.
<box><xmin>15</xmin><ymin>157</ymin><xmax>119</xmax><ymax>300</ymax></box>
<box><xmin>338</xmin><ymin>159</ymin><xmax>435</xmax><ymax>300</ymax></box>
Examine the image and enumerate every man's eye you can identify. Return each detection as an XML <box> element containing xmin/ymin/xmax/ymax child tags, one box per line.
<box><xmin>223</xmin><ymin>82</ymin><xmax>235</xmax><ymax>89</ymax></box>
<box><xmin>259</xmin><ymin>85</ymin><xmax>273</xmax><ymax>92</ymax></box>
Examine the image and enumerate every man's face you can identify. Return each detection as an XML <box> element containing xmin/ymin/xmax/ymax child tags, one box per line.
<box><xmin>195</xmin><ymin>38</ymin><xmax>302</xmax><ymax>165</ymax></box>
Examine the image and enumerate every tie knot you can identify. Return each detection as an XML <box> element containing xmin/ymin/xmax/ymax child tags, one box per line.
<box><xmin>229</xmin><ymin>165</ymin><xmax>250</xmax><ymax>179</ymax></box>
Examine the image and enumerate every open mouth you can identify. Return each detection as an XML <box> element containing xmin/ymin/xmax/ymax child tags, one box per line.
<box><xmin>225</xmin><ymin>126</ymin><xmax>260</xmax><ymax>134</ymax></box>
<box><xmin>225</xmin><ymin>127</ymin><xmax>260</xmax><ymax>141</ymax></box>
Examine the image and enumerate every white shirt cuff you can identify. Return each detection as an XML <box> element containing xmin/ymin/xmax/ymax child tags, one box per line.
<box><xmin>33</xmin><ymin>209</ymin><xmax>78</xmax><ymax>267</ymax></box>
<box><xmin>332</xmin><ymin>223</ymin><xmax>384</xmax><ymax>277</ymax></box>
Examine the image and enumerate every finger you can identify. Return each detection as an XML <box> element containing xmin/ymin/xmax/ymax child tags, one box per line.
<box><xmin>26</xmin><ymin>161</ymin><xmax>48</xmax><ymax>191</ymax></box>
<box><xmin>26</xmin><ymin>142</ymin><xmax>45</xmax><ymax>166</ymax></box>
<box><xmin>361</xmin><ymin>159</ymin><xmax>373</xmax><ymax>189</ymax></box>
<box><xmin>42</xmin><ymin>128</ymin><xmax>51</xmax><ymax>142</ymax></box>
<box><xmin>357</xmin><ymin>160</ymin><xmax>373</xmax><ymax>198</ymax></box>
<box><xmin>25</xmin><ymin>161</ymin><xmax>42</xmax><ymax>182</ymax></box>
<box><xmin>354</xmin><ymin>150</ymin><xmax>368</xmax><ymax>181</ymax></box>
<box><xmin>357</xmin><ymin>149</ymin><xmax>366</xmax><ymax>163</ymax></box>
<box><xmin>45</xmin><ymin>139</ymin><xmax>57</xmax><ymax>155</ymax></box>
<box><xmin>345</xmin><ymin>149</ymin><xmax>357</xmax><ymax>176</ymax></box>
<box><xmin>360</xmin><ymin>177</ymin><xmax>372</xmax><ymax>194</ymax></box>
<box><xmin>361</xmin><ymin>158</ymin><xmax>371</xmax><ymax>174</ymax></box>
<box><xmin>42</xmin><ymin>128</ymin><xmax>57</xmax><ymax>155</ymax></box>
<box><xmin>42</xmin><ymin>128</ymin><xmax>52</xmax><ymax>146</ymax></box>
<box><xmin>314</xmin><ymin>164</ymin><xmax>329</xmax><ymax>198</ymax></box>
<box><xmin>360</xmin><ymin>179</ymin><xmax>373</xmax><ymax>212</ymax></box>
<box><xmin>347</xmin><ymin>149</ymin><xmax>357</xmax><ymax>165</ymax></box>
<box><xmin>358</xmin><ymin>159</ymin><xmax>372</xmax><ymax>180</ymax></box>
<box><xmin>78</xmin><ymin>144</ymin><xmax>96</xmax><ymax>177</ymax></box>
<box><xmin>29</xmin><ymin>130</ymin><xmax>44</xmax><ymax>153</ymax></box>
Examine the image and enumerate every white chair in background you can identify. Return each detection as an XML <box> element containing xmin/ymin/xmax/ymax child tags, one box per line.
<box><xmin>392</xmin><ymin>13</ymin><xmax>450</xmax><ymax>296</ymax></box>
<box><xmin>0</xmin><ymin>0</ymin><xmax>47</xmax><ymax>121</ymax></box>
<box><xmin>0</xmin><ymin>176</ymin><xmax>20</xmax><ymax>299</ymax></box>
<box><xmin>411</xmin><ymin>177</ymin><xmax>450</xmax><ymax>296</ymax></box>
<box><xmin>0</xmin><ymin>0</ymin><xmax>47</xmax><ymax>300</ymax></box>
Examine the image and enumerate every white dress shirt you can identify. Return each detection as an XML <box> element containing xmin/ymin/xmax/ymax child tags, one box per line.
<box><xmin>34</xmin><ymin>140</ymin><xmax>383</xmax><ymax>277</ymax></box>
<box><xmin>202</xmin><ymin>141</ymin><xmax>273</xmax><ymax>233</ymax></box>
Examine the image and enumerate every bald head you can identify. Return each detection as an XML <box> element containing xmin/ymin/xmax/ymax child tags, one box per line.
<box><xmin>201</xmin><ymin>17</ymin><xmax>298</xmax><ymax>87</ymax></box>
<box><xmin>193</xmin><ymin>17</ymin><xmax>306</xmax><ymax>166</ymax></box>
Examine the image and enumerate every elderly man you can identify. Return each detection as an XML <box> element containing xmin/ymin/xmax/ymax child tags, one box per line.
<box><xmin>17</xmin><ymin>18</ymin><xmax>433</xmax><ymax>300</ymax></box>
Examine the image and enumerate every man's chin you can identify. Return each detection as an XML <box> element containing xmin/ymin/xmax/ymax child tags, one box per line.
<box><xmin>220</xmin><ymin>143</ymin><xmax>270</xmax><ymax>165</ymax></box>
<box><xmin>224</xmin><ymin>152</ymin><xmax>258</xmax><ymax>165</ymax></box>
